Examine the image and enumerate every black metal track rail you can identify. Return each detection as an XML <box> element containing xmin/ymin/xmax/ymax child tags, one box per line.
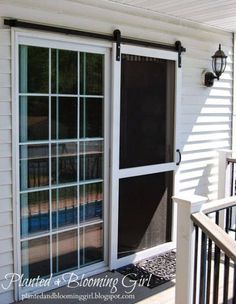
<box><xmin>4</xmin><ymin>18</ymin><xmax>186</xmax><ymax>66</ymax></box>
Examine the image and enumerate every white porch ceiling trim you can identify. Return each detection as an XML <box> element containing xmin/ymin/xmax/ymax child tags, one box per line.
<box><xmin>106</xmin><ymin>0</ymin><xmax>236</xmax><ymax>33</ymax></box>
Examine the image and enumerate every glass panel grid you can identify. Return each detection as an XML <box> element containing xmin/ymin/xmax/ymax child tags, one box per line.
<box><xmin>19</xmin><ymin>45</ymin><xmax>105</xmax><ymax>279</ymax></box>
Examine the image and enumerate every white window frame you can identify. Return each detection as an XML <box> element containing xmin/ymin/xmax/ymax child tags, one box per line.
<box><xmin>12</xmin><ymin>29</ymin><xmax>111</xmax><ymax>300</ymax></box>
<box><xmin>110</xmin><ymin>43</ymin><xmax>182</xmax><ymax>269</ymax></box>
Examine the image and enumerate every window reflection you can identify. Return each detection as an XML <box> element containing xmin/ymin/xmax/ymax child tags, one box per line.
<box><xmin>52</xmin><ymin>230</ymin><xmax>78</xmax><ymax>274</ymax></box>
<box><xmin>80</xmin><ymin>224</ymin><xmax>103</xmax><ymax>267</ymax></box>
<box><xmin>20</xmin><ymin>145</ymin><xmax>49</xmax><ymax>190</ymax></box>
<box><xmin>51</xmin><ymin>143</ymin><xmax>77</xmax><ymax>185</ymax></box>
<box><xmin>21</xmin><ymin>191</ymin><xmax>50</xmax><ymax>237</ymax></box>
<box><xmin>19</xmin><ymin>96</ymin><xmax>49</xmax><ymax>142</ymax></box>
<box><xmin>80</xmin><ymin>53</ymin><xmax>104</xmax><ymax>95</ymax></box>
<box><xmin>21</xmin><ymin>237</ymin><xmax>50</xmax><ymax>279</ymax></box>
<box><xmin>52</xmin><ymin>187</ymin><xmax>77</xmax><ymax>230</ymax></box>
<box><xmin>80</xmin><ymin>141</ymin><xmax>103</xmax><ymax>181</ymax></box>
<box><xmin>80</xmin><ymin>98</ymin><xmax>103</xmax><ymax>138</ymax></box>
<box><xmin>19</xmin><ymin>46</ymin><xmax>49</xmax><ymax>93</ymax></box>
<box><xmin>51</xmin><ymin>97</ymin><xmax>77</xmax><ymax>140</ymax></box>
<box><xmin>80</xmin><ymin>183</ymin><xmax>103</xmax><ymax>223</ymax></box>
<box><xmin>51</xmin><ymin>49</ymin><xmax>78</xmax><ymax>94</ymax></box>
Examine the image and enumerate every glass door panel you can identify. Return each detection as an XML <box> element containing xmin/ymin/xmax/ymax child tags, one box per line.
<box><xmin>19</xmin><ymin>96</ymin><xmax>49</xmax><ymax>142</ymax></box>
<box><xmin>19</xmin><ymin>45</ymin><xmax>49</xmax><ymax>93</ymax></box>
<box><xmin>51</xmin><ymin>49</ymin><xmax>78</xmax><ymax>94</ymax></box>
<box><xmin>52</xmin><ymin>186</ymin><xmax>77</xmax><ymax>230</ymax></box>
<box><xmin>52</xmin><ymin>230</ymin><xmax>78</xmax><ymax>274</ymax></box>
<box><xmin>18</xmin><ymin>43</ymin><xmax>106</xmax><ymax>280</ymax></box>
<box><xmin>21</xmin><ymin>236</ymin><xmax>51</xmax><ymax>280</ymax></box>
<box><xmin>20</xmin><ymin>144</ymin><xmax>49</xmax><ymax>190</ymax></box>
<box><xmin>80</xmin><ymin>223</ymin><xmax>103</xmax><ymax>267</ymax></box>
<box><xmin>20</xmin><ymin>190</ymin><xmax>50</xmax><ymax>237</ymax></box>
<box><xmin>51</xmin><ymin>142</ymin><xmax>77</xmax><ymax>185</ymax></box>
<box><xmin>51</xmin><ymin>97</ymin><xmax>77</xmax><ymax>140</ymax></box>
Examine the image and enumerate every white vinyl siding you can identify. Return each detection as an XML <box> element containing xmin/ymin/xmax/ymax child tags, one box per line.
<box><xmin>0</xmin><ymin>28</ymin><xmax>14</xmax><ymax>304</ymax></box>
<box><xmin>0</xmin><ymin>0</ymin><xmax>233</xmax><ymax>302</ymax></box>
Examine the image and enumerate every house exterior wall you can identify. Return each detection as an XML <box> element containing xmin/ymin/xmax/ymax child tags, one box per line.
<box><xmin>0</xmin><ymin>0</ymin><xmax>233</xmax><ymax>302</ymax></box>
<box><xmin>0</xmin><ymin>29</ymin><xmax>14</xmax><ymax>304</ymax></box>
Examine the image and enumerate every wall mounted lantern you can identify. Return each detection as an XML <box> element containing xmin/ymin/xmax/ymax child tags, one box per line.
<box><xmin>204</xmin><ymin>44</ymin><xmax>227</xmax><ymax>87</ymax></box>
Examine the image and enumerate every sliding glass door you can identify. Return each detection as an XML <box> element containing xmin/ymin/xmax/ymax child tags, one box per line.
<box><xmin>18</xmin><ymin>40</ymin><xmax>108</xmax><ymax>281</ymax></box>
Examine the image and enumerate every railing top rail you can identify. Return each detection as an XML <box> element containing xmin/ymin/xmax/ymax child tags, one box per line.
<box><xmin>227</xmin><ymin>156</ymin><xmax>236</xmax><ymax>164</ymax></box>
<box><xmin>191</xmin><ymin>212</ymin><xmax>236</xmax><ymax>262</ymax></box>
<box><xmin>201</xmin><ymin>196</ymin><xmax>236</xmax><ymax>214</ymax></box>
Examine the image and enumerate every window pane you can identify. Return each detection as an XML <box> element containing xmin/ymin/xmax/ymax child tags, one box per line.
<box><xmin>52</xmin><ymin>230</ymin><xmax>78</xmax><ymax>275</ymax></box>
<box><xmin>120</xmin><ymin>55</ymin><xmax>175</xmax><ymax>168</ymax></box>
<box><xmin>80</xmin><ymin>224</ymin><xmax>103</xmax><ymax>267</ymax></box>
<box><xmin>51</xmin><ymin>97</ymin><xmax>77</xmax><ymax>140</ymax></box>
<box><xmin>52</xmin><ymin>187</ymin><xmax>77</xmax><ymax>230</ymax></box>
<box><xmin>118</xmin><ymin>172</ymin><xmax>173</xmax><ymax>258</ymax></box>
<box><xmin>80</xmin><ymin>98</ymin><xmax>103</xmax><ymax>138</ymax></box>
<box><xmin>19</xmin><ymin>96</ymin><xmax>49</xmax><ymax>142</ymax></box>
<box><xmin>21</xmin><ymin>191</ymin><xmax>50</xmax><ymax>237</ymax></box>
<box><xmin>79</xmin><ymin>141</ymin><xmax>103</xmax><ymax>181</ymax></box>
<box><xmin>51</xmin><ymin>49</ymin><xmax>78</xmax><ymax>94</ymax></box>
<box><xmin>80</xmin><ymin>183</ymin><xmax>103</xmax><ymax>223</ymax></box>
<box><xmin>20</xmin><ymin>145</ymin><xmax>49</xmax><ymax>190</ymax></box>
<box><xmin>21</xmin><ymin>237</ymin><xmax>50</xmax><ymax>279</ymax></box>
<box><xmin>19</xmin><ymin>45</ymin><xmax>49</xmax><ymax>93</ymax></box>
<box><xmin>80</xmin><ymin>53</ymin><xmax>104</xmax><ymax>95</ymax></box>
<box><xmin>51</xmin><ymin>143</ymin><xmax>77</xmax><ymax>185</ymax></box>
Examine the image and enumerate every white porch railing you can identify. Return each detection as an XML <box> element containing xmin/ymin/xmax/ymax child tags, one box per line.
<box><xmin>173</xmin><ymin>195</ymin><xmax>236</xmax><ymax>304</ymax></box>
<box><xmin>173</xmin><ymin>150</ymin><xmax>236</xmax><ymax>304</ymax></box>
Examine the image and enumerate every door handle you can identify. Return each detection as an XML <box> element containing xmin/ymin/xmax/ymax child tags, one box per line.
<box><xmin>176</xmin><ymin>149</ymin><xmax>182</xmax><ymax>166</ymax></box>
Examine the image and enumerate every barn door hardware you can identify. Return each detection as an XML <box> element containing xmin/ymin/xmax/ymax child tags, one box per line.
<box><xmin>4</xmin><ymin>19</ymin><xmax>186</xmax><ymax>65</ymax></box>
<box><xmin>175</xmin><ymin>41</ymin><xmax>186</xmax><ymax>68</ymax></box>
<box><xmin>113</xmin><ymin>29</ymin><xmax>121</xmax><ymax>61</ymax></box>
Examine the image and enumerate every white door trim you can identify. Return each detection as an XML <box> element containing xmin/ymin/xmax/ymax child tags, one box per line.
<box><xmin>109</xmin><ymin>43</ymin><xmax>121</xmax><ymax>270</ymax></box>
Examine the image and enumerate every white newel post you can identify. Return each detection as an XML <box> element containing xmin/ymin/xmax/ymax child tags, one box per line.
<box><xmin>173</xmin><ymin>194</ymin><xmax>207</xmax><ymax>304</ymax></box>
<box><xmin>218</xmin><ymin>150</ymin><xmax>232</xmax><ymax>228</ymax></box>
<box><xmin>218</xmin><ymin>150</ymin><xmax>232</xmax><ymax>199</ymax></box>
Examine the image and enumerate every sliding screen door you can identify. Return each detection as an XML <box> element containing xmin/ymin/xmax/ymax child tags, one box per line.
<box><xmin>18</xmin><ymin>41</ymin><xmax>108</xmax><ymax>281</ymax></box>
<box><xmin>111</xmin><ymin>45</ymin><xmax>179</xmax><ymax>263</ymax></box>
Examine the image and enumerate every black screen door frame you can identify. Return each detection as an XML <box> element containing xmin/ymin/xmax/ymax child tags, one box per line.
<box><xmin>110</xmin><ymin>44</ymin><xmax>181</xmax><ymax>269</ymax></box>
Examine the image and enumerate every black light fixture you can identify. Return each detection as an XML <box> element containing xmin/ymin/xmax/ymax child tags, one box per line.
<box><xmin>204</xmin><ymin>44</ymin><xmax>227</xmax><ymax>87</ymax></box>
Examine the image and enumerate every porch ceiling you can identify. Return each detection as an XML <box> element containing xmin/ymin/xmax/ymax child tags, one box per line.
<box><xmin>106</xmin><ymin>0</ymin><xmax>236</xmax><ymax>32</ymax></box>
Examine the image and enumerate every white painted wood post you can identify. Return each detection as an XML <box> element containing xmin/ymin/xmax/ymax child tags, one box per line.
<box><xmin>173</xmin><ymin>194</ymin><xmax>207</xmax><ymax>304</ymax></box>
<box><xmin>218</xmin><ymin>150</ymin><xmax>232</xmax><ymax>199</ymax></box>
<box><xmin>218</xmin><ymin>150</ymin><xmax>232</xmax><ymax>228</ymax></box>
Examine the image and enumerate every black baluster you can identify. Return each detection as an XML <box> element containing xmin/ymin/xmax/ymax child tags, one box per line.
<box><xmin>193</xmin><ymin>225</ymin><xmax>199</xmax><ymax>304</ymax></box>
<box><xmin>206</xmin><ymin>239</ymin><xmax>212</xmax><ymax>304</ymax></box>
<box><xmin>213</xmin><ymin>244</ymin><xmax>220</xmax><ymax>304</ymax></box>
<box><xmin>233</xmin><ymin>226</ymin><xmax>236</xmax><ymax>304</ymax></box>
<box><xmin>213</xmin><ymin>211</ymin><xmax>220</xmax><ymax>304</ymax></box>
<box><xmin>200</xmin><ymin>232</ymin><xmax>207</xmax><ymax>304</ymax></box>
<box><xmin>230</xmin><ymin>162</ymin><xmax>235</xmax><ymax>230</ymax></box>
<box><xmin>223</xmin><ymin>208</ymin><xmax>230</xmax><ymax>303</ymax></box>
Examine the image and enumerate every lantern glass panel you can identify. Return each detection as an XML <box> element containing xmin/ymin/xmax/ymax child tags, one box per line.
<box><xmin>215</xmin><ymin>57</ymin><xmax>223</xmax><ymax>74</ymax></box>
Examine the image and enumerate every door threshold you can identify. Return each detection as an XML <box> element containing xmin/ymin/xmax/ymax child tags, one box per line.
<box><xmin>111</xmin><ymin>242</ymin><xmax>175</xmax><ymax>270</ymax></box>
